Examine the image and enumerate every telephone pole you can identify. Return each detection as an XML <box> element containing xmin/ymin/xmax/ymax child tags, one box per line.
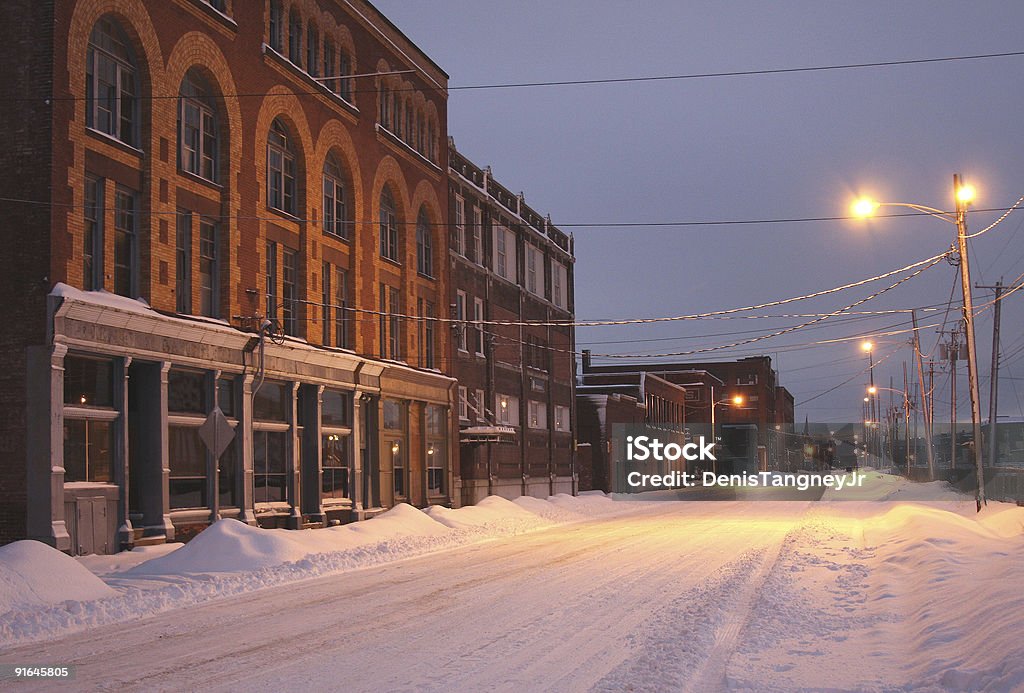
<box><xmin>952</xmin><ymin>174</ymin><xmax>986</xmax><ymax>510</ymax></box>
<box><xmin>977</xmin><ymin>280</ymin><xmax>1004</xmax><ymax>470</ymax></box>
<box><xmin>911</xmin><ymin>310</ymin><xmax>934</xmax><ymax>479</ymax></box>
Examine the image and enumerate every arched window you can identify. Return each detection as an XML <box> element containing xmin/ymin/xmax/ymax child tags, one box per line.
<box><xmin>288</xmin><ymin>8</ymin><xmax>303</xmax><ymax>65</ymax></box>
<box><xmin>86</xmin><ymin>17</ymin><xmax>138</xmax><ymax>146</ymax></box>
<box><xmin>416</xmin><ymin>208</ymin><xmax>432</xmax><ymax>277</ymax></box>
<box><xmin>379</xmin><ymin>187</ymin><xmax>398</xmax><ymax>261</ymax></box>
<box><xmin>179</xmin><ymin>72</ymin><xmax>218</xmax><ymax>182</ymax></box>
<box><xmin>267</xmin><ymin>119</ymin><xmax>296</xmax><ymax>214</ymax></box>
<box><xmin>323</xmin><ymin>154</ymin><xmax>348</xmax><ymax>240</ymax></box>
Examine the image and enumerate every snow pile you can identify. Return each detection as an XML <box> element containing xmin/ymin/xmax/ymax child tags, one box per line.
<box><xmin>128</xmin><ymin>519</ymin><xmax>311</xmax><ymax>575</ymax></box>
<box><xmin>425</xmin><ymin>495</ymin><xmax>548</xmax><ymax>531</ymax></box>
<box><xmin>0</xmin><ymin>541</ymin><xmax>115</xmax><ymax>615</ymax></box>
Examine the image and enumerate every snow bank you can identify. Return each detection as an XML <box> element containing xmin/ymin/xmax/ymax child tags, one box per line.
<box><xmin>425</xmin><ymin>495</ymin><xmax>547</xmax><ymax>531</ymax></box>
<box><xmin>0</xmin><ymin>541</ymin><xmax>115</xmax><ymax>614</ymax></box>
<box><xmin>127</xmin><ymin>519</ymin><xmax>309</xmax><ymax>575</ymax></box>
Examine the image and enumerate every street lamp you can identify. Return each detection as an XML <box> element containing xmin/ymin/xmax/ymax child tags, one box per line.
<box><xmin>709</xmin><ymin>393</ymin><xmax>745</xmax><ymax>474</ymax></box>
<box><xmin>850</xmin><ymin>175</ymin><xmax>986</xmax><ymax>510</ymax></box>
<box><xmin>861</xmin><ymin>341</ymin><xmax>879</xmax><ymax>462</ymax></box>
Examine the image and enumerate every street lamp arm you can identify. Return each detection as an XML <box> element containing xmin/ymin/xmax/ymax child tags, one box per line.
<box><xmin>877</xmin><ymin>202</ymin><xmax>956</xmax><ymax>223</ymax></box>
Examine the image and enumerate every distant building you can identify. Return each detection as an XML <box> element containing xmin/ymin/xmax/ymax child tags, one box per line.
<box><xmin>579</xmin><ymin>355</ymin><xmax>795</xmax><ymax>471</ymax></box>
<box><xmin>448</xmin><ymin>143</ymin><xmax>576</xmax><ymax>504</ymax></box>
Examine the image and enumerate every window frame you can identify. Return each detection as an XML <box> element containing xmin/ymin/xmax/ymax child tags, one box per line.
<box><xmin>267</xmin><ymin>119</ymin><xmax>296</xmax><ymax>215</ymax></box>
<box><xmin>379</xmin><ymin>188</ymin><xmax>399</xmax><ymax>262</ymax></box>
<box><xmin>86</xmin><ymin>18</ymin><xmax>138</xmax><ymax>147</ymax></box>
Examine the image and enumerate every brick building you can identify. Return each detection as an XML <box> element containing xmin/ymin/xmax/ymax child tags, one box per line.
<box><xmin>580</xmin><ymin>355</ymin><xmax>795</xmax><ymax>471</ymax></box>
<box><xmin>0</xmin><ymin>0</ymin><xmax>462</xmax><ymax>554</ymax></box>
<box><xmin>448</xmin><ymin>144</ymin><xmax>576</xmax><ymax>503</ymax></box>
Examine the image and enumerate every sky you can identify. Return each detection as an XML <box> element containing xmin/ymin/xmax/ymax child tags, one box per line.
<box><xmin>373</xmin><ymin>0</ymin><xmax>1024</xmax><ymax>424</ymax></box>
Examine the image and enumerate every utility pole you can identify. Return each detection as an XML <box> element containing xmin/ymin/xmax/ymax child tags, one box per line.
<box><xmin>940</xmin><ymin>326</ymin><xmax>959</xmax><ymax>471</ymax></box>
<box><xmin>911</xmin><ymin>310</ymin><xmax>934</xmax><ymax>479</ymax></box>
<box><xmin>904</xmin><ymin>362</ymin><xmax>911</xmax><ymax>476</ymax></box>
<box><xmin>953</xmin><ymin>173</ymin><xmax>986</xmax><ymax>510</ymax></box>
<box><xmin>977</xmin><ymin>280</ymin><xmax>1004</xmax><ymax>470</ymax></box>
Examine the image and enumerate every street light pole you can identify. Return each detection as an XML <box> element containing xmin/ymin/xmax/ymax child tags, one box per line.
<box><xmin>953</xmin><ymin>174</ymin><xmax>986</xmax><ymax>510</ymax></box>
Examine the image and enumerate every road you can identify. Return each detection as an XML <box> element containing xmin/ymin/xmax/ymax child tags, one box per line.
<box><xmin>7</xmin><ymin>501</ymin><xmax>815</xmax><ymax>692</ymax></box>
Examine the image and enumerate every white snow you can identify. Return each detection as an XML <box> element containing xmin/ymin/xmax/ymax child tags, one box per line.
<box><xmin>2</xmin><ymin>478</ymin><xmax>1024</xmax><ymax>692</ymax></box>
<box><xmin>0</xmin><ymin>541</ymin><xmax>115</xmax><ymax>614</ymax></box>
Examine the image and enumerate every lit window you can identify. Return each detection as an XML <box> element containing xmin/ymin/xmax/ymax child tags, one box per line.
<box><xmin>454</xmin><ymin>195</ymin><xmax>465</xmax><ymax>255</ymax></box>
<box><xmin>528</xmin><ymin>400</ymin><xmax>547</xmax><ymax>429</ymax></box>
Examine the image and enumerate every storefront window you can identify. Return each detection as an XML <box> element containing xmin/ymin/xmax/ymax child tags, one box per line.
<box><xmin>64</xmin><ymin>356</ymin><xmax>113</xmax><ymax>407</ymax></box>
<box><xmin>63</xmin><ymin>419</ymin><xmax>113</xmax><ymax>482</ymax></box>
<box><xmin>322</xmin><ymin>433</ymin><xmax>348</xmax><ymax>499</ymax></box>
<box><xmin>254</xmin><ymin>430</ymin><xmax>288</xmax><ymax>503</ymax></box>
<box><xmin>168</xmin><ymin>425</ymin><xmax>206</xmax><ymax>509</ymax></box>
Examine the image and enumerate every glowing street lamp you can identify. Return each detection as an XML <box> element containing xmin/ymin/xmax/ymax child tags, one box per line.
<box><xmin>849</xmin><ymin>175</ymin><xmax>986</xmax><ymax>508</ymax></box>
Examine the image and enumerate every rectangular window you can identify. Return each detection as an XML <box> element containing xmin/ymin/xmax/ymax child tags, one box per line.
<box><xmin>253</xmin><ymin>381</ymin><xmax>288</xmax><ymax>421</ymax></box>
<box><xmin>306</xmin><ymin>24</ymin><xmax>319</xmax><ymax>76</ymax></box>
<box><xmin>63</xmin><ymin>419</ymin><xmax>113</xmax><ymax>483</ymax></box>
<box><xmin>455</xmin><ymin>290</ymin><xmax>467</xmax><ymax>352</ymax></box>
<box><xmin>321</xmin><ymin>261</ymin><xmax>331</xmax><ymax>345</ymax></box>
<box><xmin>425</xmin><ymin>404</ymin><xmax>445</xmax><ymax>496</ymax></box>
<box><xmin>526</xmin><ymin>245</ymin><xmax>542</xmax><ymax>296</ymax></box>
<box><xmin>84</xmin><ymin>176</ymin><xmax>103</xmax><ymax>291</ymax></box>
<box><xmin>269</xmin><ymin>0</ymin><xmax>283</xmax><ymax>51</ymax></box>
<box><xmin>554</xmin><ymin>405</ymin><xmax>570</xmax><ymax>432</ymax></box>
<box><xmin>176</xmin><ymin>211</ymin><xmax>192</xmax><ymax>313</ymax></box>
<box><xmin>528</xmin><ymin>400</ymin><xmax>547</xmax><ymax>429</ymax></box>
<box><xmin>475</xmin><ymin>389</ymin><xmax>485</xmax><ymax>422</ymax></box>
<box><xmin>473</xmin><ymin>297</ymin><xmax>485</xmax><ymax>354</ymax></box>
<box><xmin>282</xmin><ymin>248</ymin><xmax>297</xmax><ymax>336</ymax></box>
<box><xmin>64</xmin><ymin>356</ymin><xmax>113</xmax><ymax>408</ymax></box>
<box><xmin>254</xmin><ymin>430</ymin><xmax>287</xmax><ymax>503</ymax></box>
<box><xmin>334</xmin><ymin>267</ymin><xmax>348</xmax><ymax>348</ymax></box>
<box><xmin>339</xmin><ymin>51</ymin><xmax>352</xmax><ymax>101</ymax></box>
<box><xmin>472</xmin><ymin>208</ymin><xmax>483</xmax><ymax>265</ymax></box>
<box><xmin>288</xmin><ymin>13</ymin><xmax>302</xmax><ymax>66</ymax></box>
<box><xmin>391</xmin><ymin>439</ymin><xmax>405</xmax><ymax>498</ymax></box>
<box><xmin>389</xmin><ymin>286</ymin><xmax>401</xmax><ymax>360</ymax></box>
<box><xmin>199</xmin><ymin>218</ymin><xmax>218</xmax><ymax>318</ymax></box>
<box><xmin>217</xmin><ymin>377</ymin><xmax>236</xmax><ymax>417</ymax></box>
<box><xmin>494</xmin><ymin>225</ymin><xmax>516</xmax><ymax>283</ymax></box>
<box><xmin>552</xmin><ymin>261</ymin><xmax>568</xmax><ymax>309</ymax></box>
<box><xmin>458</xmin><ymin>386</ymin><xmax>469</xmax><ymax>421</ymax></box>
<box><xmin>168</xmin><ymin>425</ymin><xmax>207</xmax><ymax>509</ymax></box>
<box><xmin>265</xmin><ymin>241</ymin><xmax>277</xmax><ymax>325</ymax></box>
<box><xmin>424</xmin><ymin>300</ymin><xmax>436</xmax><ymax>369</ymax></box>
<box><xmin>379</xmin><ymin>285</ymin><xmax>387</xmax><ymax>359</ymax></box>
<box><xmin>454</xmin><ymin>195</ymin><xmax>465</xmax><ymax>255</ymax></box>
<box><xmin>168</xmin><ymin>369</ymin><xmax>207</xmax><ymax>414</ymax></box>
<box><xmin>323</xmin><ymin>41</ymin><xmax>335</xmax><ymax>89</ymax></box>
<box><xmin>496</xmin><ymin>394</ymin><xmax>519</xmax><ymax>426</ymax></box>
<box><xmin>113</xmin><ymin>186</ymin><xmax>136</xmax><ymax>298</ymax></box>
<box><xmin>322</xmin><ymin>433</ymin><xmax>349</xmax><ymax>499</ymax></box>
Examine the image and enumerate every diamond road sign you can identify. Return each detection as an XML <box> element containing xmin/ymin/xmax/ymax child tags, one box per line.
<box><xmin>198</xmin><ymin>407</ymin><xmax>235</xmax><ymax>459</ymax></box>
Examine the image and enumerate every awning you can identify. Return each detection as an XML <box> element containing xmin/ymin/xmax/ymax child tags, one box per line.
<box><xmin>460</xmin><ymin>425</ymin><xmax>518</xmax><ymax>444</ymax></box>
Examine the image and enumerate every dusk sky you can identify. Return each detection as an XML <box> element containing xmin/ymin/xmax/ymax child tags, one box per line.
<box><xmin>374</xmin><ymin>0</ymin><xmax>1024</xmax><ymax>423</ymax></box>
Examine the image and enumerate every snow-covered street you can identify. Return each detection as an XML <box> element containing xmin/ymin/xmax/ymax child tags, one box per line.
<box><xmin>3</xmin><ymin>473</ymin><xmax>1024</xmax><ymax>691</ymax></box>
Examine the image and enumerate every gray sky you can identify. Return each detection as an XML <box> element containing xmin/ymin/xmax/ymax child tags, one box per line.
<box><xmin>374</xmin><ymin>0</ymin><xmax>1024</xmax><ymax>424</ymax></box>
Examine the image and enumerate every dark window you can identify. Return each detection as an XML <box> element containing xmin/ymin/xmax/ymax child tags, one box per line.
<box><xmin>391</xmin><ymin>439</ymin><xmax>405</xmax><ymax>498</ymax></box>
<box><xmin>322</xmin><ymin>264</ymin><xmax>348</xmax><ymax>348</ymax></box>
<box><xmin>113</xmin><ymin>187</ymin><xmax>136</xmax><ymax>297</ymax></box>
<box><xmin>176</xmin><ymin>211</ymin><xmax>191</xmax><ymax>313</ymax></box>
<box><xmin>378</xmin><ymin>286</ymin><xmax>387</xmax><ymax>359</ymax></box>
<box><xmin>63</xmin><ymin>419</ymin><xmax>113</xmax><ymax>483</ymax></box>
<box><xmin>268</xmin><ymin>0</ymin><xmax>283</xmax><ymax>51</ymax></box>
<box><xmin>254</xmin><ymin>381</ymin><xmax>288</xmax><ymax>421</ymax></box>
<box><xmin>288</xmin><ymin>9</ymin><xmax>302</xmax><ymax>66</ymax></box>
<box><xmin>86</xmin><ymin>17</ymin><xmax>137</xmax><ymax>146</ymax></box>
<box><xmin>322</xmin><ymin>434</ymin><xmax>348</xmax><ymax>499</ymax></box>
<box><xmin>282</xmin><ymin>248</ymin><xmax>298</xmax><ymax>336</ymax></box>
<box><xmin>219</xmin><ymin>435</ymin><xmax>238</xmax><ymax>507</ymax></box>
<box><xmin>179</xmin><ymin>73</ymin><xmax>218</xmax><ymax>182</ymax></box>
<box><xmin>383</xmin><ymin>400</ymin><xmax>402</xmax><ymax>430</ymax></box>
<box><xmin>320</xmin><ymin>391</ymin><xmax>347</xmax><ymax>427</ymax></box>
<box><xmin>199</xmin><ymin>218</ymin><xmax>219</xmax><ymax>317</ymax></box>
<box><xmin>267</xmin><ymin>119</ymin><xmax>296</xmax><ymax>214</ymax></box>
<box><xmin>265</xmin><ymin>241</ymin><xmax>277</xmax><ymax>324</ymax></box>
<box><xmin>339</xmin><ymin>51</ymin><xmax>352</xmax><ymax>101</ymax></box>
<box><xmin>423</xmin><ymin>300</ymin><xmax>436</xmax><ymax>369</ymax></box>
<box><xmin>323</xmin><ymin>40</ymin><xmax>335</xmax><ymax>91</ymax></box>
<box><xmin>84</xmin><ymin>176</ymin><xmax>103</xmax><ymax>291</ymax></box>
<box><xmin>389</xmin><ymin>286</ymin><xmax>401</xmax><ymax>360</ymax></box>
<box><xmin>217</xmin><ymin>377</ymin><xmax>236</xmax><ymax>416</ymax></box>
<box><xmin>254</xmin><ymin>430</ymin><xmax>287</xmax><ymax>503</ymax></box>
<box><xmin>168</xmin><ymin>370</ymin><xmax>207</xmax><ymax>414</ymax></box>
<box><xmin>169</xmin><ymin>425</ymin><xmax>207</xmax><ymax>509</ymax></box>
<box><xmin>379</xmin><ymin>187</ymin><xmax>398</xmax><ymax>261</ymax></box>
<box><xmin>323</xmin><ymin>154</ymin><xmax>349</xmax><ymax>239</ymax></box>
<box><xmin>306</xmin><ymin>22</ymin><xmax>318</xmax><ymax>76</ymax></box>
<box><xmin>426</xmin><ymin>404</ymin><xmax>445</xmax><ymax>496</ymax></box>
<box><xmin>64</xmin><ymin>356</ymin><xmax>113</xmax><ymax>408</ymax></box>
<box><xmin>416</xmin><ymin>209</ymin><xmax>432</xmax><ymax>277</ymax></box>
